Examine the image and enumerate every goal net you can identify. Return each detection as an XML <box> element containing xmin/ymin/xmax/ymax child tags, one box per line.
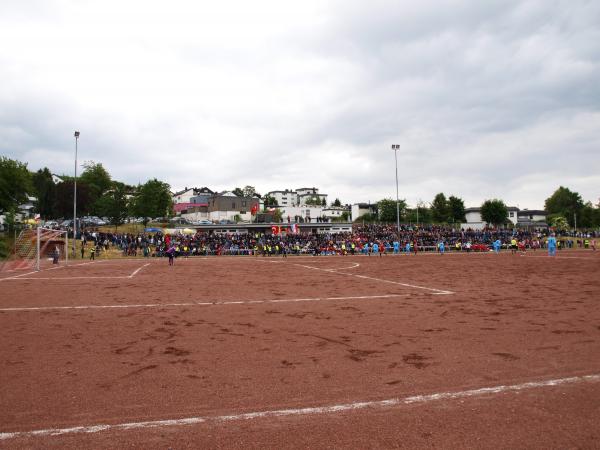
<box><xmin>1</xmin><ymin>227</ymin><xmax>68</xmax><ymax>272</ymax></box>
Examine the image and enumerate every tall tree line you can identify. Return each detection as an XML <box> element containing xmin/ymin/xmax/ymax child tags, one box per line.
<box><xmin>1</xmin><ymin>157</ymin><xmax>173</xmax><ymax>228</ymax></box>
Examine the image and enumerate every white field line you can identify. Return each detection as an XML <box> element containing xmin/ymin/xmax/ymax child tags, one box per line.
<box><xmin>0</xmin><ymin>259</ymin><xmax>107</xmax><ymax>281</ymax></box>
<box><xmin>1</xmin><ymin>263</ymin><xmax>151</xmax><ymax>281</ymax></box>
<box><xmin>259</xmin><ymin>260</ymin><xmax>361</xmax><ymax>271</ymax></box>
<box><xmin>0</xmin><ymin>294</ymin><xmax>409</xmax><ymax>312</ymax></box>
<box><xmin>1</xmin><ymin>373</ymin><xmax>598</xmax><ymax>441</ymax></box>
<box><xmin>129</xmin><ymin>263</ymin><xmax>150</xmax><ymax>278</ymax></box>
<box><xmin>520</xmin><ymin>254</ymin><xmax>596</xmax><ymax>260</ymax></box>
<box><xmin>294</xmin><ymin>263</ymin><xmax>454</xmax><ymax>295</ymax></box>
<box><xmin>3</xmin><ymin>276</ymin><xmax>134</xmax><ymax>280</ymax></box>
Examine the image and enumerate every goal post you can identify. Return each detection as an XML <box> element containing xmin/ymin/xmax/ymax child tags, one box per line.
<box><xmin>1</xmin><ymin>227</ymin><xmax>68</xmax><ymax>273</ymax></box>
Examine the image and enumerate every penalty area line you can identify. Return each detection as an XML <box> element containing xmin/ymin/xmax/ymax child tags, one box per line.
<box><xmin>129</xmin><ymin>263</ymin><xmax>151</xmax><ymax>278</ymax></box>
<box><xmin>1</xmin><ymin>373</ymin><xmax>598</xmax><ymax>441</ymax></box>
<box><xmin>0</xmin><ymin>263</ymin><xmax>151</xmax><ymax>281</ymax></box>
<box><xmin>294</xmin><ymin>263</ymin><xmax>454</xmax><ymax>295</ymax></box>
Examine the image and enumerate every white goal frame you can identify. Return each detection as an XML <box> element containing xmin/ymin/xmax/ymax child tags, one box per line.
<box><xmin>35</xmin><ymin>227</ymin><xmax>69</xmax><ymax>271</ymax></box>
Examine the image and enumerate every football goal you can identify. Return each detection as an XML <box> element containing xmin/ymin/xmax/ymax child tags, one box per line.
<box><xmin>1</xmin><ymin>227</ymin><xmax>69</xmax><ymax>272</ymax></box>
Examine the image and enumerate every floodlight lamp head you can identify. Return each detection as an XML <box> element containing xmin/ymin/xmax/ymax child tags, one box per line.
<box><xmin>74</xmin><ymin>131</ymin><xmax>80</xmax><ymax>138</ymax></box>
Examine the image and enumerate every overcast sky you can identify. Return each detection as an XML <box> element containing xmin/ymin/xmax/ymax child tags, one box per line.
<box><xmin>1</xmin><ymin>0</ymin><xmax>599</xmax><ymax>209</ymax></box>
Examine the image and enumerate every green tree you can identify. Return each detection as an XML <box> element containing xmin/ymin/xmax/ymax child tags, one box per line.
<box><xmin>405</xmin><ymin>205</ymin><xmax>432</xmax><ymax>224</ymax></box>
<box><xmin>544</xmin><ymin>186</ymin><xmax>584</xmax><ymax>227</ymax></box>
<box><xmin>331</xmin><ymin>211</ymin><xmax>350</xmax><ymax>222</ymax></box>
<box><xmin>548</xmin><ymin>214</ymin><xmax>569</xmax><ymax>230</ymax></box>
<box><xmin>593</xmin><ymin>201</ymin><xmax>600</xmax><ymax>227</ymax></box>
<box><xmin>332</xmin><ymin>198</ymin><xmax>342</xmax><ymax>207</ymax></box>
<box><xmin>232</xmin><ymin>187</ymin><xmax>244</xmax><ymax>197</ymax></box>
<box><xmin>242</xmin><ymin>186</ymin><xmax>256</xmax><ymax>198</ymax></box>
<box><xmin>304</xmin><ymin>196</ymin><xmax>321</xmax><ymax>206</ymax></box>
<box><xmin>32</xmin><ymin>167</ymin><xmax>56</xmax><ymax>219</ymax></box>
<box><xmin>354</xmin><ymin>212</ymin><xmax>378</xmax><ymax>223</ymax></box>
<box><xmin>53</xmin><ymin>180</ymin><xmax>92</xmax><ymax>218</ymax></box>
<box><xmin>272</xmin><ymin>208</ymin><xmax>283</xmax><ymax>222</ymax></box>
<box><xmin>130</xmin><ymin>179</ymin><xmax>172</xmax><ymax>227</ymax></box>
<box><xmin>79</xmin><ymin>161</ymin><xmax>112</xmax><ymax>214</ymax></box>
<box><xmin>96</xmin><ymin>185</ymin><xmax>129</xmax><ymax>229</ymax></box>
<box><xmin>481</xmin><ymin>199</ymin><xmax>508</xmax><ymax>227</ymax></box>
<box><xmin>378</xmin><ymin>198</ymin><xmax>406</xmax><ymax>223</ymax></box>
<box><xmin>263</xmin><ymin>195</ymin><xmax>278</xmax><ymax>207</ymax></box>
<box><xmin>447</xmin><ymin>195</ymin><xmax>466</xmax><ymax>223</ymax></box>
<box><xmin>0</xmin><ymin>157</ymin><xmax>32</xmax><ymax>212</ymax></box>
<box><xmin>431</xmin><ymin>193</ymin><xmax>449</xmax><ymax>223</ymax></box>
<box><xmin>577</xmin><ymin>202</ymin><xmax>596</xmax><ymax>228</ymax></box>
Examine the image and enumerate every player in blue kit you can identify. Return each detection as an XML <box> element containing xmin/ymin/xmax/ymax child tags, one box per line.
<box><xmin>547</xmin><ymin>234</ymin><xmax>557</xmax><ymax>256</ymax></box>
<box><xmin>493</xmin><ymin>239</ymin><xmax>502</xmax><ymax>254</ymax></box>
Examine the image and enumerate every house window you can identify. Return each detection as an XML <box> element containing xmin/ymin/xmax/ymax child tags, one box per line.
<box><xmin>242</xmin><ymin>201</ymin><xmax>246</xmax><ymax>207</ymax></box>
<box><xmin>509</xmin><ymin>212</ymin><xmax>514</xmax><ymax>217</ymax></box>
<box><xmin>232</xmin><ymin>202</ymin><xmax>236</xmax><ymax>209</ymax></box>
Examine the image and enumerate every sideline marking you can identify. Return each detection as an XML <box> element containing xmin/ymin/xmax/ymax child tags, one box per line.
<box><xmin>0</xmin><ymin>294</ymin><xmax>410</xmax><ymax>312</ymax></box>
<box><xmin>520</xmin><ymin>255</ymin><xmax>595</xmax><ymax>260</ymax></box>
<box><xmin>1</xmin><ymin>373</ymin><xmax>598</xmax><ymax>441</ymax></box>
<box><xmin>294</xmin><ymin>263</ymin><xmax>454</xmax><ymax>295</ymax></box>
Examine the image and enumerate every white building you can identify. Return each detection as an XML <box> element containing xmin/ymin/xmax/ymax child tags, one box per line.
<box><xmin>517</xmin><ymin>209</ymin><xmax>547</xmax><ymax>224</ymax></box>
<box><xmin>275</xmin><ymin>206</ymin><xmax>326</xmax><ymax>223</ymax></box>
<box><xmin>267</xmin><ymin>189</ymin><xmax>298</xmax><ymax>207</ymax></box>
<box><xmin>322</xmin><ymin>206</ymin><xmax>349</xmax><ymax>221</ymax></box>
<box><xmin>296</xmin><ymin>187</ymin><xmax>327</xmax><ymax>206</ymax></box>
<box><xmin>351</xmin><ymin>203</ymin><xmax>377</xmax><ymax>222</ymax></box>
<box><xmin>266</xmin><ymin>187</ymin><xmax>328</xmax><ymax>207</ymax></box>
<box><xmin>172</xmin><ymin>187</ymin><xmax>203</xmax><ymax>205</ymax></box>
<box><xmin>462</xmin><ymin>206</ymin><xmax>522</xmax><ymax>229</ymax></box>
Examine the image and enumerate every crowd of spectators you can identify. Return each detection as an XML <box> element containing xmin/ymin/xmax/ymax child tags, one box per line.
<box><xmin>79</xmin><ymin>225</ymin><xmax>598</xmax><ymax>258</ymax></box>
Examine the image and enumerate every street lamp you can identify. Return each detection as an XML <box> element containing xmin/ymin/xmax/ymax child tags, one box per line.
<box><xmin>392</xmin><ymin>144</ymin><xmax>400</xmax><ymax>232</ymax></box>
<box><xmin>73</xmin><ymin>131</ymin><xmax>80</xmax><ymax>257</ymax></box>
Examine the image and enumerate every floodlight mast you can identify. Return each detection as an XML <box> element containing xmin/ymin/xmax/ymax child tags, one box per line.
<box><xmin>392</xmin><ymin>144</ymin><xmax>400</xmax><ymax>232</ymax></box>
<box><xmin>73</xmin><ymin>131</ymin><xmax>80</xmax><ymax>257</ymax></box>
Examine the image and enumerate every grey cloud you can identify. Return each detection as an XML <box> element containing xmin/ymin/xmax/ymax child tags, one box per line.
<box><xmin>1</xmin><ymin>0</ymin><xmax>599</xmax><ymax>209</ymax></box>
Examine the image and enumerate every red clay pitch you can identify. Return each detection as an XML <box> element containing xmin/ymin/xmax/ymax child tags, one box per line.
<box><xmin>1</xmin><ymin>251</ymin><xmax>599</xmax><ymax>449</ymax></box>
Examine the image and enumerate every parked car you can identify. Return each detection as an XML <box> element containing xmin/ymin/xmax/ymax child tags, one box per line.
<box><xmin>170</xmin><ymin>217</ymin><xmax>192</xmax><ymax>225</ymax></box>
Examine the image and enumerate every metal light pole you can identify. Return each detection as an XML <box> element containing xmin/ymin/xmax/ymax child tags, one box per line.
<box><xmin>73</xmin><ymin>131</ymin><xmax>80</xmax><ymax>257</ymax></box>
<box><xmin>392</xmin><ymin>144</ymin><xmax>400</xmax><ymax>232</ymax></box>
<box><xmin>416</xmin><ymin>201</ymin><xmax>419</xmax><ymax>226</ymax></box>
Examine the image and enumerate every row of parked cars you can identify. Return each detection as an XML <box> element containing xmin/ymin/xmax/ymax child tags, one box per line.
<box><xmin>41</xmin><ymin>216</ymin><xmax>239</xmax><ymax>229</ymax></box>
<box><xmin>43</xmin><ymin>216</ymin><xmax>109</xmax><ymax>229</ymax></box>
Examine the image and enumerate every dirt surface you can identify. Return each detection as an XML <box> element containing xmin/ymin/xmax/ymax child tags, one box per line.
<box><xmin>1</xmin><ymin>251</ymin><xmax>599</xmax><ymax>448</ymax></box>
